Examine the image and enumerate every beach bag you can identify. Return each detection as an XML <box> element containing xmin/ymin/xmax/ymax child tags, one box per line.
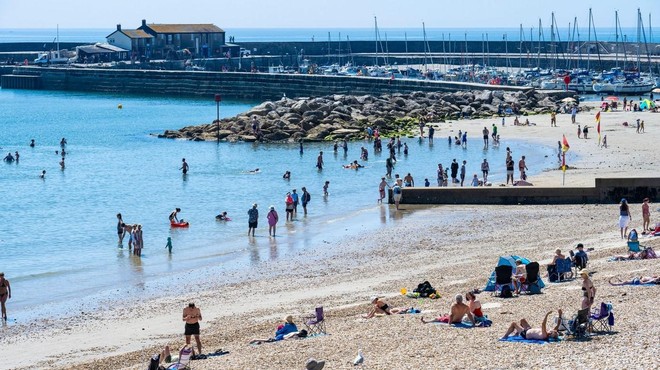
<box><xmin>413</xmin><ymin>281</ymin><xmax>436</xmax><ymax>298</ymax></box>
<box><xmin>529</xmin><ymin>283</ymin><xmax>542</xmax><ymax>295</ymax></box>
<box><xmin>500</xmin><ymin>284</ymin><xmax>513</xmax><ymax>298</ymax></box>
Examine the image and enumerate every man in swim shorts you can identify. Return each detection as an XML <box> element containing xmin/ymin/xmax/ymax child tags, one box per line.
<box><xmin>180</xmin><ymin>158</ymin><xmax>189</xmax><ymax>175</ymax></box>
<box><xmin>301</xmin><ymin>187</ymin><xmax>311</xmax><ymax>215</ymax></box>
<box><xmin>421</xmin><ymin>294</ymin><xmax>475</xmax><ymax>325</ymax></box>
<box><xmin>501</xmin><ymin>310</ymin><xmax>562</xmax><ymax>341</ymax></box>
<box><xmin>247</xmin><ymin>203</ymin><xmax>258</xmax><ymax>236</ymax></box>
<box><xmin>183</xmin><ymin>302</ymin><xmax>203</xmax><ymax>354</ymax></box>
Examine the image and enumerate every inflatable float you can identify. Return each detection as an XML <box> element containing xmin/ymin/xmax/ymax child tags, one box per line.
<box><xmin>170</xmin><ymin>221</ymin><xmax>190</xmax><ymax>228</ymax></box>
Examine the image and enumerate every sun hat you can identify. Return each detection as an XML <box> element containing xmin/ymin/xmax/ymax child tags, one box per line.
<box><xmin>270</xmin><ymin>205</ymin><xmax>275</xmax><ymax>210</ymax></box>
<box><xmin>579</xmin><ymin>269</ymin><xmax>589</xmax><ymax>276</ymax></box>
<box><xmin>306</xmin><ymin>358</ymin><xmax>326</xmax><ymax>370</ymax></box>
<box><xmin>370</xmin><ymin>296</ymin><xmax>379</xmax><ymax>303</ymax></box>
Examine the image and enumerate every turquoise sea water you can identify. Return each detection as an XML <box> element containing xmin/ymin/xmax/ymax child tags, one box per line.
<box><xmin>0</xmin><ymin>88</ymin><xmax>554</xmax><ymax>320</ymax></box>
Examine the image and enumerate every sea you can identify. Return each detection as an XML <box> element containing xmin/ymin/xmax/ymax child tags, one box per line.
<box><xmin>0</xmin><ymin>27</ymin><xmax>652</xmax><ymax>44</ymax></box>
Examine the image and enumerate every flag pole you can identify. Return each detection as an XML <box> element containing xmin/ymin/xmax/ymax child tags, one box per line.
<box><xmin>562</xmin><ymin>152</ymin><xmax>566</xmax><ymax>186</ymax></box>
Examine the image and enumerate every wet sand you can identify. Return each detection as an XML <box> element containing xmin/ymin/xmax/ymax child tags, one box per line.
<box><xmin>2</xmin><ymin>101</ymin><xmax>659</xmax><ymax>369</ymax></box>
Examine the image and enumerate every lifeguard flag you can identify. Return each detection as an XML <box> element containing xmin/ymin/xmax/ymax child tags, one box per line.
<box><xmin>562</xmin><ymin>134</ymin><xmax>570</xmax><ymax>152</ymax></box>
<box><xmin>595</xmin><ymin>111</ymin><xmax>601</xmax><ymax>124</ymax></box>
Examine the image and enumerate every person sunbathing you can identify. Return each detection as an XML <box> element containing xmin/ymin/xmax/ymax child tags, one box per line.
<box><xmin>249</xmin><ymin>329</ymin><xmax>308</xmax><ymax>344</ymax></box>
<box><xmin>364</xmin><ymin>297</ymin><xmax>406</xmax><ymax>318</ymax></box>
<box><xmin>501</xmin><ymin>310</ymin><xmax>562</xmax><ymax>340</ymax></box>
<box><xmin>611</xmin><ymin>249</ymin><xmax>650</xmax><ymax>261</ymax></box>
<box><xmin>609</xmin><ymin>275</ymin><xmax>659</xmax><ymax>285</ymax></box>
<box><xmin>465</xmin><ymin>291</ymin><xmax>484</xmax><ymax>319</ymax></box>
<box><xmin>421</xmin><ymin>294</ymin><xmax>475</xmax><ymax>325</ymax></box>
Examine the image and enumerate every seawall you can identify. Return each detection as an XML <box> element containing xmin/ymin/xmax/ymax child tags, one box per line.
<box><xmin>393</xmin><ymin>177</ymin><xmax>659</xmax><ymax>205</ymax></box>
<box><xmin>6</xmin><ymin>66</ymin><xmax>538</xmax><ymax>100</ymax></box>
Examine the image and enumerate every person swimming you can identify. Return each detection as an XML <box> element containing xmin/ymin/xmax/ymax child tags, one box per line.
<box><xmin>169</xmin><ymin>208</ymin><xmax>181</xmax><ymax>222</ymax></box>
<box><xmin>215</xmin><ymin>211</ymin><xmax>229</xmax><ymax>221</ymax></box>
<box><xmin>248</xmin><ymin>168</ymin><xmax>260</xmax><ymax>173</ymax></box>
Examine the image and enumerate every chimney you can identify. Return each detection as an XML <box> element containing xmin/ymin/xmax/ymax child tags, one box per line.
<box><xmin>142</xmin><ymin>19</ymin><xmax>147</xmax><ymax>27</ymax></box>
<box><xmin>117</xmin><ymin>24</ymin><xmax>121</xmax><ymax>31</ymax></box>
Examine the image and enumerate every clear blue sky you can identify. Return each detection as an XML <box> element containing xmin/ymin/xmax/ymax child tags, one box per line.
<box><xmin>0</xmin><ymin>0</ymin><xmax>654</xmax><ymax>29</ymax></box>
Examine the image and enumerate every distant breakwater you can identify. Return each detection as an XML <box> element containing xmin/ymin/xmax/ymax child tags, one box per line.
<box><xmin>7</xmin><ymin>66</ymin><xmax>535</xmax><ymax>100</ymax></box>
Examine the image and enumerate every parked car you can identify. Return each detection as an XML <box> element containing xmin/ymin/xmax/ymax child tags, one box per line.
<box><xmin>240</xmin><ymin>48</ymin><xmax>251</xmax><ymax>57</ymax></box>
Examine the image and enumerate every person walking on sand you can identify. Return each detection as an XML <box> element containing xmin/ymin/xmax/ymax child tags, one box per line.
<box><xmin>582</xmin><ymin>125</ymin><xmax>589</xmax><ymax>139</ymax></box>
<box><xmin>577</xmin><ymin>125</ymin><xmax>581</xmax><ymax>139</ymax></box>
<box><xmin>316</xmin><ymin>151</ymin><xmax>324</xmax><ymax>170</ymax></box>
<box><xmin>518</xmin><ymin>156</ymin><xmax>528</xmax><ymax>180</ymax></box>
<box><xmin>550</xmin><ymin>111</ymin><xmax>557</xmax><ymax>127</ymax></box>
<box><xmin>0</xmin><ymin>272</ymin><xmax>11</xmax><ymax>321</ymax></box>
<box><xmin>378</xmin><ymin>177</ymin><xmax>389</xmax><ymax>203</ymax></box>
<box><xmin>180</xmin><ymin>158</ymin><xmax>189</xmax><ymax>175</ymax></box>
<box><xmin>183</xmin><ymin>302</ymin><xmax>203</xmax><ymax>355</ymax></box>
<box><xmin>571</xmin><ymin>106</ymin><xmax>577</xmax><ymax>124</ymax></box>
<box><xmin>301</xmin><ymin>187</ymin><xmax>311</xmax><ymax>215</ymax></box>
<box><xmin>267</xmin><ymin>205</ymin><xmax>279</xmax><ymax>237</ymax></box>
<box><xmin>642</xmin><ymin>198</ymin><xmax>651</xmax><ymax>234</ymax></box>
<box><xmin>247</xmin><ymin>203</ymin><xmax>258</xmax><ymax>237</ymax></box>
<box><xmin>619</xmin><ymin>198</ymin><xmax>631</xmax><ymax>239</ymax></box>
<box><xmin>601</xmin><ymin>135</ymin><xmax>607</xmax><ymax>148</ymax></box>
<box><xmin>481</xmin><ymin>159</ymin><xmax>490</xmax><ymax>184</ymax></box>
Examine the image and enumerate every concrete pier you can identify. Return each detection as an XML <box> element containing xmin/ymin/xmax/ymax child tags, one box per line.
<box><xmin>392</xmin><ymin>177</ymin><xmax>660</xmax><ymax>205</ymax></box>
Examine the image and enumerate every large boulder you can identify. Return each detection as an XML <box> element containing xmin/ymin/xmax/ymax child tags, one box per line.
<box><xmin>302</xmin><ymin>110</ymin><xmax>325</xmax><ymax>121</ymax></box>
<box><xmin>291</xmin><ymin>100</ymin><xmax>311</xmax><ymax>114</ymax></box>
<box><xmin>305</xmin><ymin>124</ymin><xmax>335</xmax><ymax>140</ymax></box>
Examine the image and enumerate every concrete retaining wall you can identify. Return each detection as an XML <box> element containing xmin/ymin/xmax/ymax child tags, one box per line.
<box><xmin>10</xmin><ymin>66</ymin><xmax>532</xmax><ymax>100</ymax></box>
<box><xmin>393</xmin><ymin>177</ymin><xmax>660</xmax><ymax>205</ymax></box>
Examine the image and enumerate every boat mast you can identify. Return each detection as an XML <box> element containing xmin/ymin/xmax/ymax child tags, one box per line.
<box><xmin>587</xmin><ymin>8</ymin><xmax>592</xmax><ymax>71</ymax></box>
<box><xmin>504</xmin><ymin>33</ymin><xmax>510</xmax><ymax>73</ymax></box>
<box><xmin>404</xmin><ymin>32</ymin><xmax>409</xmax><ymax>69</ymax></box>
<box><xmin>374</xmin><ymin>16</ymin><xmax>379</xmax><ymax>66</ymax></box>
<box><xmin>441</xmin><ymin>33</ymin><xmax>446</xmax><ymax>74</ymax></box>
<box><xmin>550</xmin><ymin>13</ymin><xmax>556</xmax><ymax>70</ymax></box>
<box><xmin>57</xmin><ymin>24</ymin><xmax>60</xmax><ymax>58</ymax></box>
<box><xmin>566</xmin><ymin>21</ymin><xmax>571</xmax><ymax>69</ymax></box>
<box><xmin>615</xmin><ymin>11</ymin><xmax>619</xmax><ymax>69</ymax></box>
<box><xmin>640</xmin><ymin>10</ymin><xmax>653</xmax><ymax>74</ymax></box>
<box><xmin>519</xmin><ymin>24</ymin><xmax>523</xmax><ymax>71</ymax></box>
<box><xmin>637</xmin><ymin>8</ymin><xmax>641</xmax><ymax>71</ymax></box>
<box><xmin>485</xmin><ymin>33</ymin><xmax>490</xmax><ymax>67</ymax></box>
<box><xmin>482</xmin><ymin>33</ymin><xmax>486</xmax><ymax>67</ymax></box>
<box><xmin>327</xmin><ymin>32</ymin><xmax>331</xmax><ymax>65</ymax></box>
<box><xmin>346</xmin><ymin>35</ymin><xmax>354</xmax><ymax>65</ymax></box>
<box><xmin>537</xmin><ymin>18</ymin><xmax>542</xmax><ymax>69</ymax></box>
<box><xmin>338</xmin><ymin>32</ymin><xmax>341</xmax><ymax>66</ymax></box>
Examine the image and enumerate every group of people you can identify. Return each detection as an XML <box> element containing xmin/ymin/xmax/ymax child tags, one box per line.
<box><xmin>247</xmin><ymin>186</ymin><xmax>312</xmax><ymax>237</ymax></box>
<box><xmin>117</xmin><ymin>213</ymin><xmax>144</xmax><ymax>256</ymax></box>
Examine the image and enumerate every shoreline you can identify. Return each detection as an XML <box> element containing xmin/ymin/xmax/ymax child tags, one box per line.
<box><xmin>2</xmin><ymin>101</ymin><xmax>659</xmax><ymax>369</ymax></box>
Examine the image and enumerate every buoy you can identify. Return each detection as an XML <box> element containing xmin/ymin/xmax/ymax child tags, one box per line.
<box><xmin>118</xmin><ymin>104</ymin><xmax>123</xmax><ymax>109</ymax></box>
<box><xmin>400</xmin><ymin>288</ymin><xmax>407</xmax><ymax>295</ymax></box>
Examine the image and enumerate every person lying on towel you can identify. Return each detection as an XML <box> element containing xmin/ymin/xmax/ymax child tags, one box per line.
<box><xmin>501</xmin><ymin>310</ymin><xmax>562</xmax><ymax>341</ymax></box>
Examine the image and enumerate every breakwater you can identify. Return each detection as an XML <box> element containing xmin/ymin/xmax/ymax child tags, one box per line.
<box><xmin>6</xmin><ymin>66</ymin><xmax>537</xmax><ymax>100</ymax></box>
<box><xmin>393</xmin><ymin>177</ymin><xmax>660</xmax><ymax>205</ymax></box>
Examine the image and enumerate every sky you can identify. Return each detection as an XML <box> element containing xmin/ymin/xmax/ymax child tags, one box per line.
<box><xmin>0</xmin><ymin>0</ymin><xmax>654</xmax><ymax>29</ymax></box>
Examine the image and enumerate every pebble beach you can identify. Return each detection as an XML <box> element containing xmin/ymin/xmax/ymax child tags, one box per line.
<box><xmin>2</xmin><ymin>100</ymin><xmax>659</xmax><ymax>370</ymax></box>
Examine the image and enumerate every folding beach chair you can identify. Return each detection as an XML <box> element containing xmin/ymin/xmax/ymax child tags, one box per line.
<box><xmin>167</xmin><ymin>345</ymin><xmax>193</xmax><ymax>370</ymax></box>
<box><xmin>302</xmin><ymin>306</ymin><xmax>327</xmax><ymax>336</ymax></box>
<box><xmin>567</xmin><ymin>308</ymin><xmax>591</xmax><ymax>340</ymax></box>
<box><xmin>627</xmin><ymin>241</ymin><xmax>641</xmax><ymax>252</ymax></box>
<box><xmin>521</xmin><ymin>262</ymin><xmax>541</xmax><ymax>294</ymax></box>
<box><xmin>590</xmin><ymin>302</ymin><xmax>614</xmax><ymax>333</ymax></box>
<box><xmin>493</xmin><ymin>265</ymin><xmax>513</xmax><ymax>297</ymax></box>
<box><xmin>555</xmin><ymin>258</ymin><xmax>573</xmax><ymax>282</ymax></box>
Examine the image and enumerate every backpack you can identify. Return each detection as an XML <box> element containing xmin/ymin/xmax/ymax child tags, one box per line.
<box><xmin>500</xmin><ymin>284</ymin><xmax>513</xmax><ymax>298</ymax></box>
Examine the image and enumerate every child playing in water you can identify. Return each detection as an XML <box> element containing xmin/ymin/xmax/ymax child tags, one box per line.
<box><xmin>165</xmin><ymin>237</ymin><xmax>173</xmax><ymax>254</ymax></box>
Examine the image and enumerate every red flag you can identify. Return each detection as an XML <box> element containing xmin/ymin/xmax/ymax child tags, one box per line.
<box><xmin>562</xmin><ymin>134</ymin><xmax>570</xmax><ymax>152</ymax></box>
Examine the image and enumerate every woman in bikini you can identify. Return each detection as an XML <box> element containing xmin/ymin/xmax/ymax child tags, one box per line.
<box><xmin>580</xmin><ymin>270</ymin><xmax>596</xmax><ymax>310</ymax></box>
<box><xmin>0</xmin><ymin>272</ymin><xmax>11</xmax><ymax>321</ymax></box>
<box><xmin>466</xmin><ymin>291</ymin><xmax>484</xmax><ymax>320</ymax></box>
<box><xmin>364</xmin><ymin>297</ymin><xmax>404</xmax><ymax>318</ymax></box>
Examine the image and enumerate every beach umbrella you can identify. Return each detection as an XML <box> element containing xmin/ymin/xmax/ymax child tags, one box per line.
<box><xmin>640</xmin><ymin>99</ymin><xmax>655</xmax><ymax>110</ymax></box>
<box><xmin>561</xmin><ymin>97</ymin><xmax>576</xmax><ymax>103</ymax></box>
<box><xmin>605</xmin><ymin>96</ymin><xmax>619</xmax><ymax>101</ymax></box>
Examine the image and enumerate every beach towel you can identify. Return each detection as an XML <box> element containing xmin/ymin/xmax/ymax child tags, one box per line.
<box><xmin>499</xmin><ymin>335</ymin><xmax>560</xmax><ymax>345</ymax></box>
<box><xmin>433</xmin><ymin>322</ymin><xmax>477</xmax><ymax>329</ymax></box>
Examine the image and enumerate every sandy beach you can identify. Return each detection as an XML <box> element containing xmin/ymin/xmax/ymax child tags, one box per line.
<box><xmin>2</xmin><ymin>101</ymin><xmax>659</xmax><ymax>370</ymax></box>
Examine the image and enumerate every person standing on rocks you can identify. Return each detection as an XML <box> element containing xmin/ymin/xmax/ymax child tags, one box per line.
<box><xmin>450</xmin><ymin>159</ymin><xmax>459</xmax><ymax>185</ymax></box>
<box><xmin>316</xmin><ymin>151</ymin><xmax>324</xmax><ymax>170</ymax></box>
<box><xmin>460</xmin><ymin>160</ymin><xmax>467</xmax><ymax>187</ymax></box>
<box><xmin>482</xmin><ymin>127</ymin><xmax>489</xmax><ymax>149</ymax></box>
<box><xmin>247</xmin><ymin>203</ymin><xmax>259</xmax><ymax>237</ymax></box>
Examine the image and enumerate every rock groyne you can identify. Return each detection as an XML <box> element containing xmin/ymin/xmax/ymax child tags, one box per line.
<box><xmin>159</xmin><ymin>89</ymin><xmax>575</xmax><ymax>143</ymax></box>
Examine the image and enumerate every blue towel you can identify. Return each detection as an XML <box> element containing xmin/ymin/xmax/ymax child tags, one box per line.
<box><xmin>499</xmin><ymin>335</ymin><xmax>560</xmax><ymax>344</ymax></box>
